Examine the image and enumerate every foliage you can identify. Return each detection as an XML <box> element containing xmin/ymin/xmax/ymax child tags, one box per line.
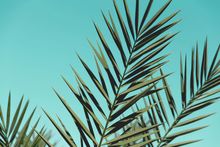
<box><xmin>34</xmin><ymin>0</ymin><xmax>220</xmax><ymax>146</ymax></box>
<box><xmin>0</xmin><ymin>0</ymin><xmax>217</xmax><ymax>146</ymax></box>
<box><xmin>126</xmin><ymin>42</ymin><xmax>220</xmax><ymax>146</ymax></box>
<box><xmin>0</xmin><ymin>93</ymin><xmax>54</xmax><ymax>147</ymax></box>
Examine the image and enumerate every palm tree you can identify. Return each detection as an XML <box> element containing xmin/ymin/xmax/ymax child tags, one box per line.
<box><xmin>41</xmin><ymin>0</ymin><xmax>220</xmax><ymax>146</ymax></box>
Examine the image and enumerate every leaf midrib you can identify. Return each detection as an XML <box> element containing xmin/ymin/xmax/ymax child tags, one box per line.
<box><xmin>97</xmin><ymin>40</ymin><xmax>137</xmax><ymax>147</ymax></box>
<box><xmin>156</xmin><ymin>79</ymin><xmax>212</xmax><ymax>147</ymax></box>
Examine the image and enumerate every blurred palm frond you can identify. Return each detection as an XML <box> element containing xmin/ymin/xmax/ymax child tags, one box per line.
<box><xmin>0</xmin><ymin>93</ymin><xmax>54</xmax><ymax>147</ymax></box>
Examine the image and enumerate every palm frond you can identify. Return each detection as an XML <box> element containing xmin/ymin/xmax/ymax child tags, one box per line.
<box><xmin>31</xmin><ymin>127</ymin><xmax>57</xmax><ymax>147</ymax></box>
<box><xmin>136</xmin><ymin>40</ymin><xmax>220</xmax><ymax>147</ymax></box>
<box><xmin>0</xmin><ymin>93</ymin><xmax>52</xmax><ymax>147</ymax></box>
<box><xmin>44</xmin><ymin>0</ymin><xmax>178</xmax><ymax>146</ymax></box>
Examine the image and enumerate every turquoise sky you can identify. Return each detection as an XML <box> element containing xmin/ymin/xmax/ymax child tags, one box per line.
<box><xmin>0</xmin><ymin>0</ymin><xmax>219</xmax><ymax>146</ymax></box>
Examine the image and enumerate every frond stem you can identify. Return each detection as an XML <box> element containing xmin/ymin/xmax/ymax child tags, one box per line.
<box><xmin>157</xmin><ymin>81</ymin><xmax>210</xmax><ymax>147</ymax></box>
<box><xmin>98</xmin><ymin>40</ymin><xmax>137</xmax><ymax>147</ymax></box>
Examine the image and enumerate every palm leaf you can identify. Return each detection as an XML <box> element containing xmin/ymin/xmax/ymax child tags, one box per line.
<box><xmin>138</xmin><ymin>40</ymin><xmax>220</xmax><ymax>147</ymax></box>
<box><xmin>0</xmin><ymin>93</ymin><xmax>49</xmax><ymax>147</ymax></box>
<box><xmin>44</xmin><ymin>0</ymin><xmax>178</xmax><ymax>146</ymax></box>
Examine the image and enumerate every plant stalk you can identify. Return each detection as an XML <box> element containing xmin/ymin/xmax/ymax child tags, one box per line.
<box><xmin>97</xmin><ymin>40</ymin><xmax>137</xmax><ymax>147</ymax></box>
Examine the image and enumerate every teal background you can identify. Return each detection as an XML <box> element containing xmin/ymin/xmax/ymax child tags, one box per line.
<box><xmin>0</xmin><ymin>0</ymin><xmax>219</xmax><ymax>146</ymax></box>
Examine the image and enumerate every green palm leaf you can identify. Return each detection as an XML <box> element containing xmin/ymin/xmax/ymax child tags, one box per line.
<box><xmin>135</xmin><ymin>40</ymin><xmax>220</xmax><ymax>147</ymax></box>
<box><xmin>0</xmin><ymin>93</ymin><xmax>52</xmax><ymax>147</ymax></box>
<box><xmin>44</xmin><ymin>0</ymin><xmax>178</xmax><ymax>146</ymax></box>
